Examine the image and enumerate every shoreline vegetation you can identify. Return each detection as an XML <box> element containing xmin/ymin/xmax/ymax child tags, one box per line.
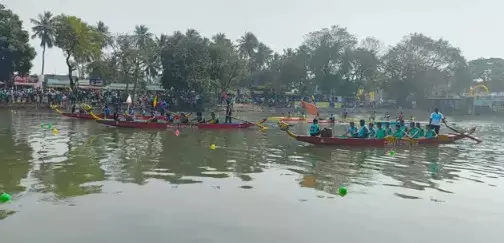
<box><xmin>1</xmin><ymin>4</ymin><xmax>504</xmax><ymax>109</ymax></box>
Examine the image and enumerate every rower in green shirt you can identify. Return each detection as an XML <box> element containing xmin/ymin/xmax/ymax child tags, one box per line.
<box><xmin>375</xmin><ymin>123</ymin><xmax>386</xmax><ymax>139</ymax></box>
<box><xmin>368</xmin><ymin>123</ymin><xmax>376</xmax><ymax>138</ymax></box>
<box><xmin>309</xmin><ymin>119</ymin><xmax>321</xmax><ymax>136</ymax></box>
<box><xmin>408</xmin><ymin>122</ymin><xmax>420</xmax><ymax>138</ymax></box>
<box><xmin>384</xmin><ymin>122</ymin><xmax>393</xmax><ymax>136</ymax></box>
<box><xmin>416</xmin><ymin>122</ymin><xmax>424</xmax><ymax>137</ymax></box>
<box><xmin>399</xmin><ymin>120</ymin><xmax>408</xmax><ymax>133</ymax></box>
<box><xmin>394</xmin><ymin>124</ymin><xmax>405</xmax><ymax>139</ymax></box>
<box><xmin>425</xmin><ymin>124</ymin><xmax>437</xmax><ymax>139</ymax></box>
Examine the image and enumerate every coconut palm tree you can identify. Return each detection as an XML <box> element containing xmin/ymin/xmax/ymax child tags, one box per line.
<box><xmin>134</xmin><ymin>25</ymin><xmax>153</xmax><ymax>50</ymax></box>
<box><xmin>96</xmin><ymin>21</ymin><xmax>112</xmax><ymax>49</ymax></box>
<box><xmin>30</xmin><ymin>11</ymin><xmax>55</xmax><ymax>75</ymax></box>
<box><xmin>237</xmin><ymin>32</ymin><xmax>259</xmax><ymax>59</ymax></box>
<box><xmin>254</xmin><ymin>42</ymin><xmax>273</xmax><ymax>70</ymax></box>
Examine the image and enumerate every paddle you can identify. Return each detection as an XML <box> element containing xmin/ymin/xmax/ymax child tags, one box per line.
<box><xmin>443</xmin><ymin>120</ymin><xmax>481</xmax><ymax>143</ymax></box>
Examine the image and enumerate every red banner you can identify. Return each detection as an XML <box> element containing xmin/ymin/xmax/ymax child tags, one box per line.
<box><xmin>14</xmin><ymin>76</ymin><xmax>30</xmax><ymax>83</ymax></box>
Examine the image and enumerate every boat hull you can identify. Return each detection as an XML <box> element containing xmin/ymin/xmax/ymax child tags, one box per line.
<box><xmin>96</xmin><ymin>119</ymin><xmax>254</xmax><ymax>129</ymax></box>
<box><xmin>59</xmin><ymin>112</ymin><xmax>172</xmax><ymax>121</ymax></box>
<box><xmin>294</xmin><ymin>134</ymin><xmax>464</xmax><ymax>146</ymax></box>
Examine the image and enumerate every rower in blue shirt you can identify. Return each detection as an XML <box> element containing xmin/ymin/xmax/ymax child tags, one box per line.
<box><xmin>345</xmin><ymin>121</ymin><xmax>358</xmax><ymax>137</ymax></box>
<box><xmin>357</xmin><ymin>119</ymin><xmax>369</xmax><ymax>138</ymax></box>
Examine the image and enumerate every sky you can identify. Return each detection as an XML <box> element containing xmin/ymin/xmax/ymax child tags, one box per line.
<box><xmin>3</xmin><ymin>0</ymin><xmax>502</xmax><ymax>75</ymax></box>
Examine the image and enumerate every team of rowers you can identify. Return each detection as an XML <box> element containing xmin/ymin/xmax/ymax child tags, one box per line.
<box><xmin>309</xmin><ymin>119</ymin><xmax>438</xmax><ymax>139</ymax></box>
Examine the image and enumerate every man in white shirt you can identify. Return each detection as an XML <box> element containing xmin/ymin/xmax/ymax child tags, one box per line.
<box><xmin>429</xmin><ymin>108</ymin><xmax>444</xmax><ymax>134</ymax></box>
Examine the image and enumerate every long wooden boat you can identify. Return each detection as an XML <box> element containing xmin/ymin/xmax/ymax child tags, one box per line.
<box><xmin>278</xmin><ymin>122</ymin><xmax>476</xmax><ymax>146</ymax></box>
<box><xmin>95</xmin><ymin>119</ymin><xmax>256</xmax><ymax>129</ymax></box>
<box><xmin>52</xmin><ymin>106</ymin><xmax>178</xmax><ymax>121</ymax></box>
<box><xmin>90</xmin><ymin>111</ymin><xmax>266</xmax><ymax>129</ymax></box>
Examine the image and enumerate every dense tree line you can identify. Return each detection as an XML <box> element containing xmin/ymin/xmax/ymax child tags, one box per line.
<box><xmin>2</xmin><ymin>4</ymin><xmax>504</xmax><ymax>105</ymax></box>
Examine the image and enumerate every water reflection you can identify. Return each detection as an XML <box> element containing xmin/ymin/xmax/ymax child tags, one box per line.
<box><xmin>0</xmin><ymin>110</ymin><xmax>503</xmax><ymax>204</ymax></box>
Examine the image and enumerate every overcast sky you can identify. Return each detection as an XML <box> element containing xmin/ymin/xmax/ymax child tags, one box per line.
<box><xmin>3</xmin><ymin>0</ymin><xmax>501</xmax><ymax>75</ymax></box>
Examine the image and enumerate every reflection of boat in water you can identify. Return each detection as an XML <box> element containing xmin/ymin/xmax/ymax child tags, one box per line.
<box><xmin>278</xmin><ymin>122</ymin><xmax>475</xmax><ymax>146</ymax></box>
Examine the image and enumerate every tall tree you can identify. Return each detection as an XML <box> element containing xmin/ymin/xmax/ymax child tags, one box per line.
<box><xmin>237</xmin><ymin>32</ymin><xmax>258</xmax><ymax>59</ymax></box>
<box><xmin>161</xmin><ymin>30</ymin><xmax>211</xmax><ymax>93</ymax></box>
<box><xmin>382</xmin><ymin>33</ymin><xmax>470</xmax><ymax>105</ymax></box>
<box><xmin>95</xmin><ymin>21</ymin><xmax>112</xmax><ymax>49</ymax></box>
<box><xmin>208</xmin><ymin>33</ymin><xmax>245</xmax><ymax>92</ymax></box>
<box><xmin>53</xmin><ymin>14</ymin><xmax>104</xmax><ymax>88</ymax></box>
<box><xmin>30</xmin><ymin>11</ymin><xmax>55</xmax><ymax>75</ymax></box>
<box><xmin>303</xmin><ymin>25</ymin><xmax>358</xmax><ymax>95</ymax></box>
<box><xmin>254</xmin><ymin>42</ymin><xmax>273</xmax><ymax>71</ymax></box>
<box><xmin>0</xmin><ymin>4</ymin><xmax>36</xmax><ymax>83</ymax></box>
<box><xmin>134</xmin><ymin>25</ymin><xmax>152</xmax><ymax>50</ymax></box>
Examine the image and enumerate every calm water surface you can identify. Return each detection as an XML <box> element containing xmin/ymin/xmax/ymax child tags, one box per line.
<box><xmin>0</xmin><ymin>110</ymin><xmax>503</xmax><ymax>243</ymax></box>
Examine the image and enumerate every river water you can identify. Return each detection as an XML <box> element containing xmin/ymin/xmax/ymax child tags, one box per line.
<box><xmin>0</xmin><ymin>110</ymin><xmax>502</xmax><ymax>243</ymax></box>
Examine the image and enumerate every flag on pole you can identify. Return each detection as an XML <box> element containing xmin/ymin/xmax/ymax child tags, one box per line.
<box><xmin>300</xmin><ymin>101</ymin><xmax>318</xmax><ymax>116</ymax></box>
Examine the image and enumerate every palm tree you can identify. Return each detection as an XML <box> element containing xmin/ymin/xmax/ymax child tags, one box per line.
<box><xmin>237</xmin><ymin>32</ymin><xmax>259</xmax><ymax>59</ymax></box>
<box><xmin>212</xmin><ymin>33</ymin><xmax>233</xmax><ymax>47</ymax></box>
<box><xmin>134</xmin><ymin>25</ymin><xmax>153</xmax><ymax>50</ymax></box>
<box><xmin>30</xmin><ymin>11</ymin><xmax>55</xmax><ymax>75</ymax></box>
<box><xmin>254</xmin><ymin>43</ymin><xmax>273</xmax><ymax>70</ymax></box>
<box><xmin>96</xmin><ymin>21</ymin><xmax>112</xmax><ymax>49</ymax></box>
<box><xmin>156</xmin><ymin>34</ymin><xmax>169</xmax><ymax>50</ymax></box>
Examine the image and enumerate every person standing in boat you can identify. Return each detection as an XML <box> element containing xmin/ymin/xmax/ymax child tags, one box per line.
<box><xmin>397</xmin><ymin>112</ymin><xmax>404</xmax><ymax>121</ymax></box>
<box><xmin>329</xmin><ymin>114</ymin><xmax>336</xmax><ymax>123</ymax></box>
<box><xmin>225</xmin><ymin>98</ymin><xmax>233</xmax><ymax>123</ymax></box>
<box><xmin>429</xmin><ymin>108</ymin><xmax>444</xmax><ymax>134</ymax></box>
<box><xmin>104</xmin><ymin>105</ymin><xmax>111</xmax><ymax>118</ymax></box>
<box><xmin>342</xmin><ymin>108</ymin><xmax>348</xmax><ymax>119</ymax></box>
<box><xmin>113</xmin><ymin>110</ymin><xmax>120</xmax><ymax>121</ymax></box>
<box><xmin>369</xmin><ymin>110</ymin><xmax>376</xmax><ymax>122</ymax></box>
<box><xmin>384</xmin><ymin>112</ymin><xmax>391</xmax><ymax>121</ymax></box>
